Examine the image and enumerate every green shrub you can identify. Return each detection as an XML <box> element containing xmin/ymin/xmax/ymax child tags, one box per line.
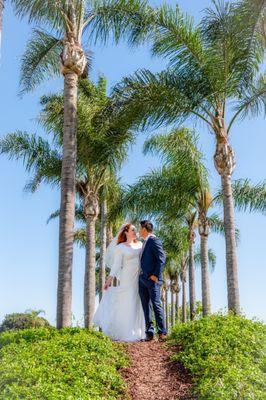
<box><xmin>0</xmin><ymin>327</ymin><xmax>129</xmax><ymax>399</ymax></box>
<box><xmin>0</xmin><ymin>310</ymin><xmax>51</xmax><ymax>332</ymax></box>
<box><xmin>169</xmin><ymin>314</ymin><xmax>266</xmax><ymax>400</ymax></box>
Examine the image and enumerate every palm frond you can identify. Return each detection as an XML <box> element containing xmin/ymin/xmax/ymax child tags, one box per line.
<box><xmin>230</xmin><ymin>0</ymin><xmax>266</xmax><ymax>88</ymax></box>
<box><xmin>194</xmin><ymin>246</ymin><xmax>217</xmax><ymax>272</ymax></box>
<box><xmin>112</xmin><ymin>68</ymin><xmax>212</xmax><ymax>130</ymax></box>
<box><xmin>46</xmin><ymin>209</ymin><xmax>60</xmax><ymax>224</ymax></box>
<box><xmin>47</xmin><ymin>202</ymin><xmax>85</xmax><ymax>225</ymax></box>
<box><xmin>20</xmin><ymin>29</ymin><xmax>62</xmax><ymax>94</ymax></box>
<box><xmin>88</xmin><ymin>0</ymin><xmax>156</xmax><ymax>46</ymax></box>
<box><xmin>228</xmin><ymin>73</ymin><xmax>266</xmax><ymax>130</ymax></box>
<box><xmin>143</xmin><ymin>127</ymin><xmax>208</xmax><ymax>188</ymax></box>
<box><xmin>208</xmin><ymin>212</ymin><xmax>240</xmax><ymax>243</ymax></box>
<box><xmin>208</xmin><ymin>213</ymin><xmax>225</xmax><ymax>236</ymax></box>
<box><xmin>197</xmin><ymin>188</ymin><xmax>213</xmax><ymax>213</ymax></box>
<box><xmin>11</xmin><ymin>0</ymin><xmax>73</xmax><ymax>30</ymax></box>
<box><xmin>0</xmin><ymin>131</ymin><xmax>62</xmax><ymax>191</ymax></box>
<box><xmin>122</xmin><ymin>165</ymin><xmax>201</xmax><ymax>221</ymax></box>
<box><xmin>74</xmin><ymin>228</ymin><xmax>87</xmax><ymax>247</ymax></box>
<box><xmin>151</xmin><ymin>3</ymin><xmax>216</xmax><ymax>102</ymax></box>
<box><xmin>215</xmin><ymin>178</ymin><xmax>266</xmax><ymax>215</ymax></box>
<box><xmin>232</xmin><ymin>178</ymin><xmax>266</xmax><ymax>214</ymax></box>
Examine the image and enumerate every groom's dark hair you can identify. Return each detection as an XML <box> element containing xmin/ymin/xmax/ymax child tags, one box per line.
<box><xmin>140</xmin><ymin>220</ymin><xmax>154</xmax><ymax>233</ymax></box>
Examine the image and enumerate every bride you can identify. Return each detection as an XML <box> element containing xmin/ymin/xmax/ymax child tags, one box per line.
<box><xmin>93</xmin><ymin>223</ymin><xmax>146</xmax><ymax>341</ymax></box>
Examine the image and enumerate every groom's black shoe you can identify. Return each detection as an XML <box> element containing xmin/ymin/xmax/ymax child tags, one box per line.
<box><xmin>141</xmin><ymin>335</ymin><xmax>155</xmax><ymax>342</ymax></box>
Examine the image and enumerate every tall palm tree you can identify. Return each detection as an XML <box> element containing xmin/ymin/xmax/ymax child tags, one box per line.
<box><xmin>11</xmin><ymin>0</ymin><xmax>144</xmax><ymax>328</ymax></box>
<box><xmin>197</xmin><ymin>190</ymin><xmax>213</xmax><ymax>316</ymax></box>
<box><xmin>40</xmin><ymin>78</ymin><xmax>134</xmax><ymax>328</ymax></box>
<box><xmin>186</xmin><ymin>211</ymin><xmax>197</xmax><ymax>320</ymax></box>
<box><xmin>174</xmin><ymin>275</ymin><xmax>181</xmax><ymax>324</ymax></box>
<box><xmin>0</xmin><ymin>77</ymin><xmax>134</xmax><ymax>328</ymax></box>
<box><xmin>157</xmin><ymin>223</ymin><xmax>189</xmax><ymax>324</ymax></box>
<box><xmin>100</xmin><ymin>0</ymin><xmax>266</xmax><ymax>314</ymax></box>
<box><xmin>180</xmin><ymin>255</ymin><xmax>188</xmax><ymax>323</ymax></box>
<box><xmin>194</xmin><ymin>245</ymin><xmax>216</xmax><ymax>317</ymax></box>
<box><xmin>197</xmin><ymin>190</ymin><xmax>228</xmax><ymax>316</ymax></box>
<box><xmin>121</xmin><ymin>129</ymin><xmax>208</xmax><ymax>320</ymax></box>
<box><xmin>164</xmin><ymin>261</ymin><xmax>180</xmax><ymax>328</ymax></box>
<box><xmin>12</xmin><ymin>0</ymin><xmax>89</xmax><ymax>328</ymax></box>
<box><xmin>99</xmin><ymin>177</ymin><xmax>125</xmax><ymax>293</ymax></box>
<box><xmin>143</xmin><ymin>130</ymin><xmax>207</xmax><ymax>321</ymax></box>
<box><xmin>99</xmin><ymin>196</ymin><xmax>107</xmax><ymax>301</ymax></box>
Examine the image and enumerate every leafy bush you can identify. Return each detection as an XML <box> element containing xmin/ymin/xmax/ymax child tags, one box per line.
<box><xmin>0</xmin><ymin>327</ymin><xmax>129</xmax><ymax>399</ymax></box>
<box><xmin>0</xmin><ymin>310</ymin><xmax>51</xmax><ymax>332</ymax></box>
<box><xmin>169</xmin><ymin>314</ymin><xmax>266</xmax><ymax>400</ymax></box>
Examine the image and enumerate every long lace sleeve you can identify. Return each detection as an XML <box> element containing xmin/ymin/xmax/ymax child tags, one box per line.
<box><xmin>109</xmin><ymin>245</ymin><xmax>123</xmax><ymax>278</ymax></box>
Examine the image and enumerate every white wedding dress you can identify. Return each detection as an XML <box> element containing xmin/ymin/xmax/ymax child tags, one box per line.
<box><xmin>93</xmin><ymin>242</ymin><xmax>146</xmax><ymax>342</ymax></box>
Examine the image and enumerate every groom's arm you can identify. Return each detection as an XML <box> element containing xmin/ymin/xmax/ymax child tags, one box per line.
<box><xmin>150</xmin><ymin>237</ymin><xmax>166</xmax><ymax>279</ymax></box>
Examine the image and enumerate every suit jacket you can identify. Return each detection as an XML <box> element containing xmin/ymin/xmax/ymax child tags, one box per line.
<box><xmin>140</xmin><ymin>236</ymin><xmax>166</xmax><ymax>282</ymax></box>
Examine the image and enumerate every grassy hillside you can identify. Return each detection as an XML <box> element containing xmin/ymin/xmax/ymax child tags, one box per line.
<box><xmin>169</xmin><ymin>314</ymin><xmax>266</xmax><ymax>400</ymax></box>
<box><xmin>0</xmin><ymin>327</ymin><xmax>129</xmax><ymax>400</ymax></box>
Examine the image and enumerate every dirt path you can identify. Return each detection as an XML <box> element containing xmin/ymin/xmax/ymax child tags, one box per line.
<box><xmin>121</xmin><ymin>340</ymin><xmax>194</xmax><ymax>400</ymax></box>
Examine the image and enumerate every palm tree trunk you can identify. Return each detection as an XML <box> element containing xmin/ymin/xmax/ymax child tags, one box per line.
<box><xmin>170</xmin><ymin>289</ymin><xmax>174</xmax><ymax>328</ymax></box>
<box><xmin>221</xmin><ymin>174</ymin><xmax>240</xmax><ymax>314</ymax></box>
<box><xmin>107</xmin><ymin>224</ymin><xmax>113</xmax><ymax>246</ymax></box>
<box><xmin>165</xmin><ymin>288</ymin><xmax>169</xmax><ymax>331</ymax></box>
<box><xmin>200</xmin><ymin>234</ymin><xmax>211</xmax><ymax>316</ymax></box>
<box><xmin>213</xmin><ymin>120</ymin><xmax>240</xmax><ymax>314</ymax></box>
<box><xmin>99</xmin><ymin>199</ymin><xmax>107</xmax><ymax>301</ymax></box>
<box><xmin>182</xmin><ymin>278</ymin><xmax>187</xmax><ymax>323</ymax></box>
<box><xmin>56</xmin><ymin>72</ymin><xmax>78</xmax><ymax>329</ymax></box>
<box><xmin>161</xmin><ymin>287</ymin><xmax>166</xmax><ymax>320</ymax></box>
<box><xmin>175</xmin><ymin>290</ymin><xmax>180</xmax><ymax>323</ymax></box>
<box><xmin>182</xmin><ymin>281</ymin><xmax>187</xmax><ymax>322</ymax></box>
<box><xmin>84</xmin><ymin>215</ymin><xmax>96</xmax><ymax>328</ymax></box>
<box><xmin>188</xmin><ymin>234</ymin><xmax>196</xmax><ymax>320</ymax></box>
<box><xmin>181</xmin><ymin>260</ymin><xmax>187</xmax><ymax>323</ymax></box>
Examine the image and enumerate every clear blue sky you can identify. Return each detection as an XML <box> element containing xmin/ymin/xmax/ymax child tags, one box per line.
<box><xmin>0</xmin><ymin>1</ymin><xmax>265</xmax><ymax>326</ymax></box>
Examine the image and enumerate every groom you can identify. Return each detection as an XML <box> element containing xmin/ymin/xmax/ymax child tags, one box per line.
<box><xmin>139</xmin><ymin>220</ymin><xmax>167</xmax><ymax>341</ymax></box>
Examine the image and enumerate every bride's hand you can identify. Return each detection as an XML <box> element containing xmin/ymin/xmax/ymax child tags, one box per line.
<box><xmin>104</xmin><ymin>276</ymin><xmax>113</xmax><ymax>290</ymax></box>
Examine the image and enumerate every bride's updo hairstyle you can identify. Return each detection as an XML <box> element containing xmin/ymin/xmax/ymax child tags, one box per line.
<box><xmin>117</xmin><ymin>223</ymin><xmax>138</xmax><ymax>245</ymax></box>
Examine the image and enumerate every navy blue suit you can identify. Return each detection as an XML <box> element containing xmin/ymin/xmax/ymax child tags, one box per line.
<box><xmin>139</xmin><ymin>235</ymin><xmax>167</xmax><ymax>336</ymax></box>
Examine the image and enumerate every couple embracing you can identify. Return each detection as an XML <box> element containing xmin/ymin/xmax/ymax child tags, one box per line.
<box><xmin>93</xmin><ymin>220</ymin><xmax>167</xmax><ymax>342</ymax></box>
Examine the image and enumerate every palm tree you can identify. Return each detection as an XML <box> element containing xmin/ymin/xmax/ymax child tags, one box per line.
<box><xmin>40</xmin><ymin>78</ymin><xmax>134</xmax><ymax>328</ymax></box>
<box><xmin>11</xmin><ymin>0</ymin><xmax>146</xmax><ymax>328</ymax></box>
<box><xmin>99</xmin><ymin>197</ymin><xmax>107</xmax><ymax>302</ymax></box>
<box><xmin>174</xmin><ymin>276</ymin><xmax>181</xmax><ymax>324</ymax></box>
<box><xmin>180</xmin><ymin>255</ymin><xmax>188</xmax><ymax>323</ymax></box>
<box><xmin>194</xmin><ymin>245</ymin><xmax>216</xmax><ymax>317</ymax></box>
<box><xmin>12</xmin><ymin>0</ymin><xmax>89</xmax><ymax>328</ymax></box>
<box><xmin>197</xmin><ymin>190</ymin><xmax>227</xmax><ymax>316</ymax></box>
<box><xmin>157</xmin><ymin>222</ymin><xmax>189</xmax><ymax>324</ymax></box>
<box><xmin>197</xmin><ymin>190</ymin><xmax>213</xmax><ymax>316</ymax></box>
<box><xmin>143</xmin><ymin>129</ymin><xmax>207</xmax><ymax>321</ymax></box>
<box><xmin>0</xmin><ymin>77</ymin><xmax>134</xmax><ymax>328</ymax></box>
<box><xmin>186</xmin><ymin>211</ymin><xmax>197</xmax><ymax>320</ymax></box>
<box><xmin>164</xmin><ymin>261</ymin><xmax>180</xmax><ymax>328</ymax></box>
<box><xmin>102</xmin><ymin>0</ymin><xmax>266</xmax><ymax>314</ymax></box>
<box><xmin>229</xmin><ymin>179</ymin><xmax>266</xmax><ymax>215</ymax></box>
<box><xmin>121</xmin><ymin>129</ymin><xmax>208</xmax><ymax>321</ymax></box>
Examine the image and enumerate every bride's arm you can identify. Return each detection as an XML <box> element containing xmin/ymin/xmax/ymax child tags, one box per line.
<box><xmin>104</xmin><ymin>246</ymin><xmax>123</xmax><ymax>290</ymax></box>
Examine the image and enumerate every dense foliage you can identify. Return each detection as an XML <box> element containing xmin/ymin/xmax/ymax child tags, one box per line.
<box><xmin>0</xmin><ymin>327</ymin><xmax>128</xmax><ymax>399</ymax></box>
<box><xmin>169</xmin><ymin>314</ymin><xmax>266</xmax><ymax>400</ymax></box>
<box><xmin>0</xmin><ymin>310</ymin><xmax>51</xmax><ymax>332</ymax></box>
